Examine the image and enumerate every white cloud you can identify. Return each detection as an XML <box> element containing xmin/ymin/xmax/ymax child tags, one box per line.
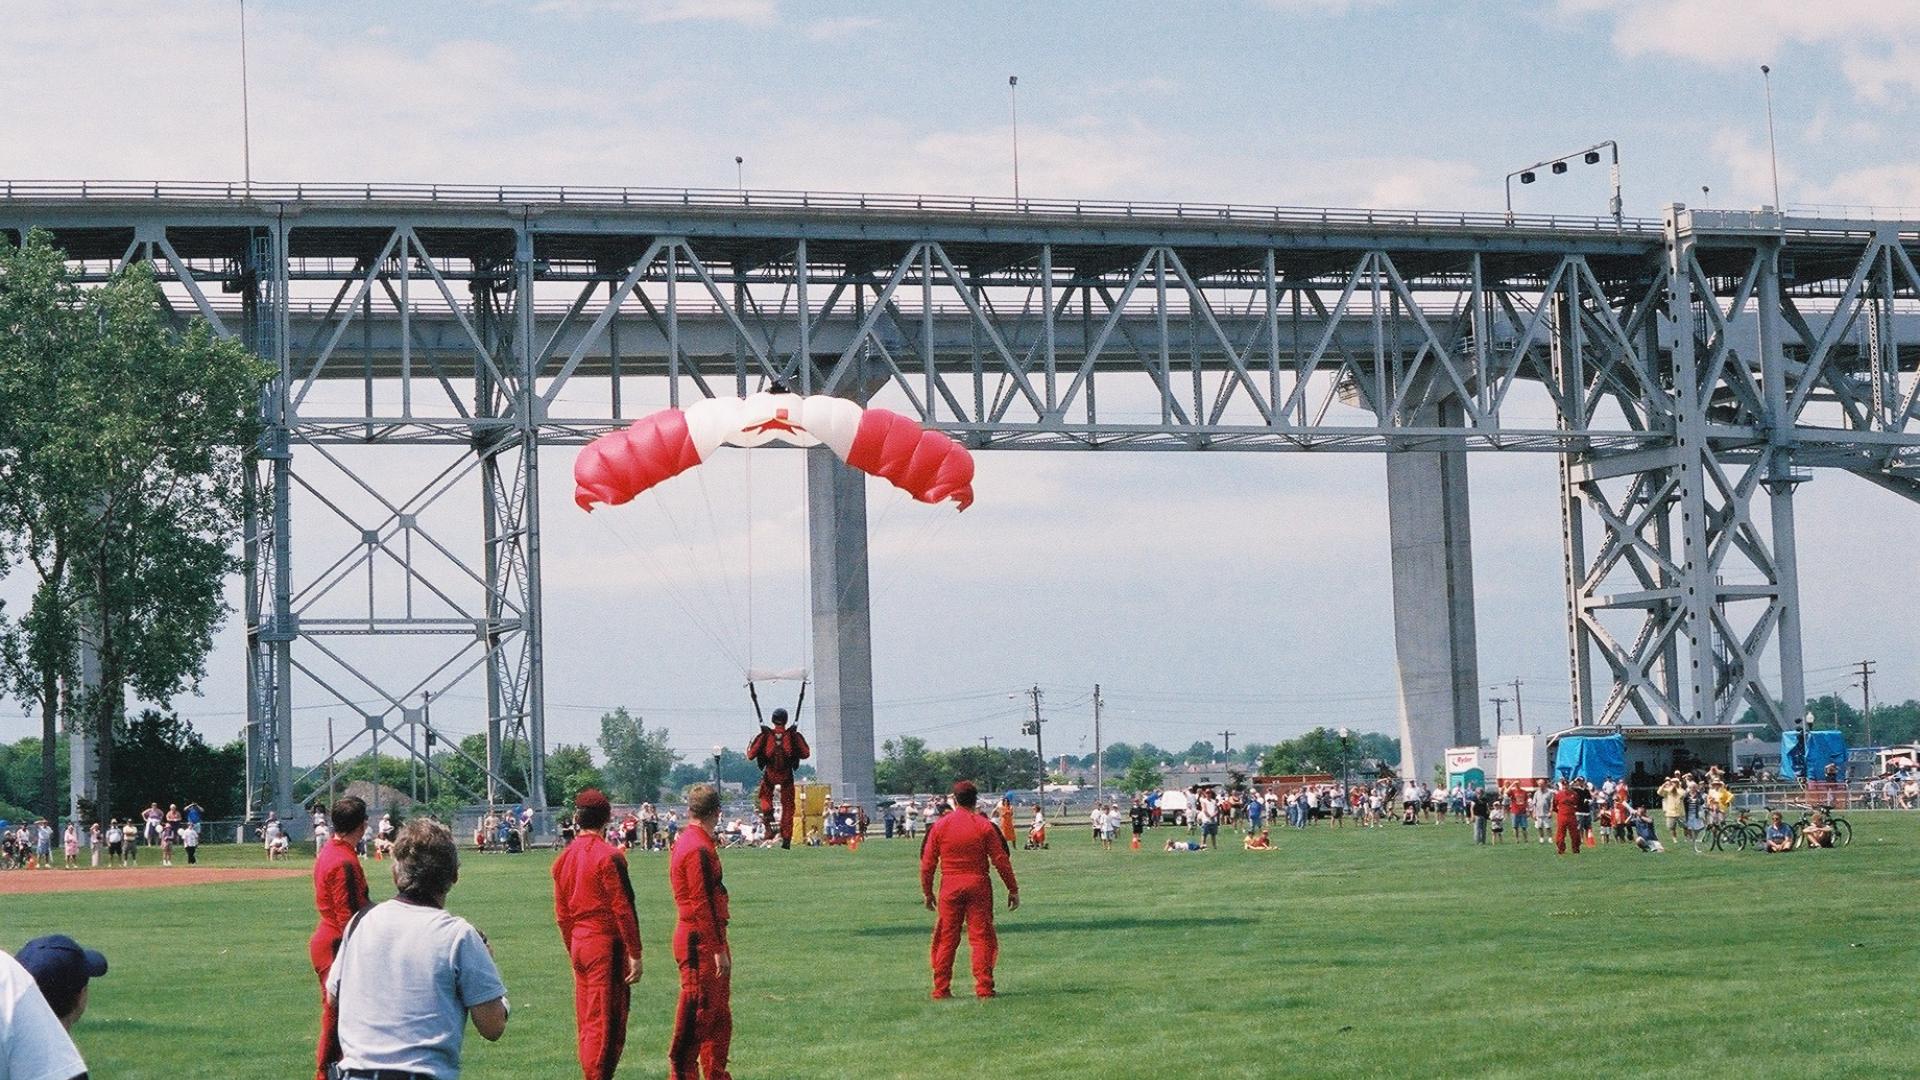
<box><xmin>1561</xmin><ymin>0</ymin><xmax>1920</xmax><ymax>100</ymax></box>
<box><xmin>802</xmin><ymin>15</ymin><xmax>882</xmax><ymax>41</ymax></box>
<box><xmin>530</xmin><ymin>0</ymin><xmax>778</xmax><ymax>24</ymax></box>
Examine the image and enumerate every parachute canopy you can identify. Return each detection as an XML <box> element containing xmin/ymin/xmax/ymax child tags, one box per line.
<box><xmin>574</xmin><ymin>392</ymin><xmax>975</xmax><ymax>512</ymax></box>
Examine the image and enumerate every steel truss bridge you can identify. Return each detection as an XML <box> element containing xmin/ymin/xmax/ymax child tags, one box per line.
<box><xmin>5</xmin><ymin>181</ymin><xmax>1918</xmax><ymax>828</ymax></box>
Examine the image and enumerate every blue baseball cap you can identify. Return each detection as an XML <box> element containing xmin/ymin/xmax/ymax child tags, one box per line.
<box><xmin>17</xmin><ymin>935</ymin><xmax>108</xmax><ymax>999</ymax></box>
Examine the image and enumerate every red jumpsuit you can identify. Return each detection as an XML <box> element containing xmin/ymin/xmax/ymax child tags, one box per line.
<box><xmin>669</xmin><ymin>821</ymin><xmax>732</xmax><ymax>1080</ymax></box>
<box><xmin>1552</xmin><ymin>788</ymin><xmax>1582</xmax><ymax>855</ymax></box>
<box><xmin>309</xmin><ymin>833</ymin><xmax>370</xmax><ymax>1080</ymax></box>
<box><xmin>919</xmin><ymin>809</ymin><xmax>1018</xmax><ymax>999</ymax></box>
<box><xmin>553</xmin><ymin>831</ymin><xmax>644</xmax><ymax>1080</ymax></box>
<box><xmin>747</xmin><ymin>724</ymin><xmax>810</xmax><ymax>845</ymax></box>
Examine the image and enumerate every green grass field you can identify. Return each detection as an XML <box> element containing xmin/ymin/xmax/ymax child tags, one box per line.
<box><xmin>5</xmin><ymin>814</ymin><xmax>1917</xmax><ymax>1079</ymax></box>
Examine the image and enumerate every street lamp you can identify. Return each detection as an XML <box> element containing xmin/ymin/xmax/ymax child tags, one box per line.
<box><xmin>1338</xmin><ymin>727</ymin><xmax>1351</xmax><ymax>796</ymax></box>
<box><xmin>1008</xmin><ymin>75</ymin><xmax>1022</xmax><ymax>204</ymax></box>
<box><xmin>1504</xmin><ymin>140</ymin><xmax>1622</xmax><ymax>227</ymax></box>
<box><xmin>734</xmin><ymin>156</ymin><xmax>743</xmax><ymax>194</ymax></box>
<box><xmin>711</xmin><ymin>744</ymin><xmax>724</xmax><ymax>789</ymax></box>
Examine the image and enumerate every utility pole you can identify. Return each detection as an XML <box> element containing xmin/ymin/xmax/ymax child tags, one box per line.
<box><xmin>1093</xmin><ymin>684</ymin><xmax>1104</xmax><ymax>798</ymax></box>
<box><xmin>1489</xmin><ymin>695</ymin><xmax>1507</xmax><ymax>737</ymax></box>
<box><xmin>326</xmin><ymin>716</ymin><xmax>337</xmax><ymax>806</ymax></box>
<box><xmin>421</xmin><ymin>690</ymin><xmax>434</xmax><ymax>805</ymax></box>
<box><xmin>1510</xmin><ymin>679</ymin><xmax>1526</xmax><ymax>734</ymax></box>
<box><xmin>1857</xmin><ymin>659</ymin><xmax>1877</xmax><ymax>745</ymax></box>
<box><xmin>1021</xmin><ymin>685</ymin><xmax>1045</xmax><ymax>788</ymax></box>
<box><xmin>1217</xmin><ymin>730</ymin><xmax>1235</xmax><ymax>763</ymax></box>
<box><xmin>980</xmin><ymin>735</ymin><xmax>993</xmax><ymax>751</ymax></box>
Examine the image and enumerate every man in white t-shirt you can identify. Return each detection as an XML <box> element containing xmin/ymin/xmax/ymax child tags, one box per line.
<box><xmin>327</xmin><ymin>819</ymin><xmax>507</xmax><ymax>1080</ymax></box>
<box><xmin>0</xmin><ymin>948</ymin><xmax>87</xmax><ymax>1080</ymax></box>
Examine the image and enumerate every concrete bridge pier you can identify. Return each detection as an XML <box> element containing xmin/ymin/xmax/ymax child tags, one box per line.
<box><xmin>1385</xmin><ymin>400</ymin><xmax>1483</xmax><ymax>785</ymax></box>
<box><xmin>806</xmin><ymin>446</ymin><xmax>878</xmax><ymax>810</ymax></box>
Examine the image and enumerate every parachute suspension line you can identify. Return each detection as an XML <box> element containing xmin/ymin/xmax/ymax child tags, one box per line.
<box><xmin>589</xmin><ymin>510</ymin><xmax>745</xmax><ymax>673</ymax></box>
<box><xmin>689</xmin><ymin>463</ymin><xmax>749</xmax><ymax>654</ymax></box>
<box><xmin>800</xmin><ymin>446</ymin><xmax>814</xmax><ymax>696</ymax></box>
<box><xmin>744</xmin><ymin>440</ymin><xmax>755</xmax><ymax>681</ymax></box>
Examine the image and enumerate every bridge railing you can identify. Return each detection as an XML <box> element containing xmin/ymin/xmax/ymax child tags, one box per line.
<box><xmin>0</xmin><ymin>178</ymin><xmax>1660</xmax><ymax>235</ymax></box>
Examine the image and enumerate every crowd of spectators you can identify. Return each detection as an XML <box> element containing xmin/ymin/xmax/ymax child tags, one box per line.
<box><xmin>0</xmin><ymin>801</ymin><xmax>204</xmax><ymax>871</ymax></box>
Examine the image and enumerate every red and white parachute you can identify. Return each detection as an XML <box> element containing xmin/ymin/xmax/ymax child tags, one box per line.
<box><xmin>573</xmin><ymin>392</ymin><xmax>975</xmax><ymax>512</ymax></box>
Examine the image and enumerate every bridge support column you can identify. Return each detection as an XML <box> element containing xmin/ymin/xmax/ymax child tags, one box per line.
<box><xmin>1386</xmin><ymin>400</ymin><xmax>1482</xmax><ymax>785</ymax></box>
<box><xmin>807</xmin><ymin>447</ymin><xmax>877</xmax><ymax>810</ymax></box>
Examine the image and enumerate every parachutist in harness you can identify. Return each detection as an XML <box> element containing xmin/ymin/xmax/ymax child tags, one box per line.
<box><xmin>747</xmin><ymin>688</ymin><xmax>810</xmax><ymax>850</ymax></box>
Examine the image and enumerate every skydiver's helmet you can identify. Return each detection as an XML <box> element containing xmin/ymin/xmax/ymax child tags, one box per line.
<box><xmin>772</xmin><ymin>708</ymin><xmax>789</xmax><ymax>727</ymax></box>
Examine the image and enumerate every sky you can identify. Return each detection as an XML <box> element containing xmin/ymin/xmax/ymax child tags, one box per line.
<box><xmin>0</xmin><ymin>0</ymin><xmax>1917</xmax><ymax>766</ymax></box>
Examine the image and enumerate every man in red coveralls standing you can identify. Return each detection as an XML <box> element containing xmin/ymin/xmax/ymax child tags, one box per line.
<box><xmin>747</xmin><ymin>708</ymin><xmax>809</xmax><ymax>848</ymax></box>
<box><xmin>553</xmin><ymin>788</ymin><xmax>644</xmax><ymax>1080</ymax></box>
<box><xmin>670</xmin><ymin>783</ymin><xmax>731</xmax><ymax>1080</ymax></box>
<box><xmin>309</xmin><ymin>795</ymin><xmax>370</xmax><ymax>1080</ymax></box>
<box><xmin>920</xmin><ymin>780</ymin><xmax>1019</xmax><ymax>999</ymax></box>
<box><xmin>1552</xmin><ymin>779</ymin><xmax>1584</xmax><ymax>855</ymax></box>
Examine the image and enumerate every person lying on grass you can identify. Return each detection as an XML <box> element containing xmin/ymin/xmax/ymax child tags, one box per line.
<box><xmin>1164</xmin><ymin>839</ymin><xmax>1203</xmax><ymax>852</ymax></box>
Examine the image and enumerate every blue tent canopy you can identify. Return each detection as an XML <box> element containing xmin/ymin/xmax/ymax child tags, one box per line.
<box><xmin>1782</xmin><ymin>729</ymin><xmax>1847</xmax><ymax>781</ymax></box>
<box><xmin>1553</xmin><ymin>734</ymin><xmax>1626</xmax><ymax>784</ymax></box>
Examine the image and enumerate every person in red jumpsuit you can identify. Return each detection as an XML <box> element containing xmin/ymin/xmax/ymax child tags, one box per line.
<box><xmin>552</xmin><ymin>788</ymin><xmax>644</xmax><ymax>1080</ymax></box>
<box><xmin>1551</xmin><ymin>779</ymin><xmax>1584</xmax><ymax>855</ymax></box>
<box><xmin>669</xmin><ymin>783</ymin><xmax>731</xmax><ymax>1080</ymax></box>
<box><xmin>920</xmin><ymin>780</ymin><xmax>1019</xmax><ymax>999</ymax></box>
<box><xmin>308</xmin><ymin>795</ymin><xmax>370</xmax><ymax>1080</ymax></box>
<box><xmin>747</xmin><ymin>708</ymin><xmax>810</xmax><ymax>848</ymax></box>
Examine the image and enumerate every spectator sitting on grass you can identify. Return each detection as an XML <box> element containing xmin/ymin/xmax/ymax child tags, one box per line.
<box><xmin>1629</xmin><ymin>806</ymin><xmax>1664</xmax><ymax>853</ymax></box>
<box><xmin>1242</xmin><ymin>831</ymin><xmax>1273</xmax><ymax>850</ymax></box>
<box><xmin>1763</xmin><ymin>812</ymin><xmax>1794</xmax><ymax>853</ymax></box>
<box><xmin>1801</xmin><ymin>812</ymin><xmax>1835</xmax><ymax>849</ymax></box>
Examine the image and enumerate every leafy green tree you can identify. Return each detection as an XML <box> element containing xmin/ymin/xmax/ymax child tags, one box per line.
<box><xmin>876</xmin><ymin>736</ymin><xmax>940</xmax><ymax>794</ymax></box>
<box><xmin>666</xmin><ymin>748</ymin><xmax>761</xmax><ymax>792</ymax></box>
<box><xmin>597</xmin><ymin>708</ymin><xmax>678</xmax><ymax>803</ymax></box>
<box><xmin>1259</xmin><ymin>728</ymin><xmax>1397</xmax><ymax>777</ymax></box>
<box><xmin>1739</xmin><ymin>693</ymin><xmax>1920</xmax><ymax>748</ymax></box>
<box><xmin>0</xmin><ymin>735</ymin><xmax>70</xmax><ymax>821</ymax></box>
<box><xmin>1180</xmin><ymin>740</ymin><xmax>1216</xmax><ymax>764</ymax></box>
<box><xmin>110</xmin><ymin>710</ymin><xmax>245</xmax><ymax>819</ymax></box>
<box><xmin>1120</xmin><ymin>757</ymin><xmax>1163</xmax><ymax>793</ymax></box>
<box><xmin>545</xmin><ymin>744</ymin><xmax>603</xmax><ymax>805</ymax></box>
<box><xmin>0</xmin><ymin>232</ymin><xmax>267</xmax><ymax>821</ymax></box>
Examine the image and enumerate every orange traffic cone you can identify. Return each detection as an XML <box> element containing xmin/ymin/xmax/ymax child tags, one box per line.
<box><xmin>848</xmin><ymin>836</ymin><xmax>862</xmax><ymax>852</ymax></box>
<box><xmin>1129</xmin><ymin>836</ymin><xmax>1140</xmax><ymax>851</ymax></box>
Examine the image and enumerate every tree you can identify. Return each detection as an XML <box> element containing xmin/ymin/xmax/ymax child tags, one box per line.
<box><xmin>666</xmin><ymin>748</ymin><xmax>761</xmax><ymax>792</ymax></box>
<box><xmin>876</xmin><ymin>736</ymin><xmax>940</xmax><ymax>795</ymax></box>
<box><xmin>545</xmin><ymin>744</ymin><xmax>603</xmax><ymax>806</ymax></box>
<box><xmin>1120</xmin><ymin>757</ymin><xmax>1163</xmax><ymax>793</ymax></box>
<box><xmin>0</xmin><ymin>735</ymin><xmax>71</xmax><ymax>822</ymax></box>
<box><xmin>597</xmin><ymin>708</ymin><xmax>678</xmax><ymax>803</ymax></box>
<box><xmin>0</xmin><ymin>232</ymin><xmax>268</xmax><ymax>822</ymax></box>
<box><xmin>110</xmin><ymin>711</ymin><xmax>245</xmax><ymax>819</ymax></box>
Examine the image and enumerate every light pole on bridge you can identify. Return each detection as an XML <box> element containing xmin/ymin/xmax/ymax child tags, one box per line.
<box><xmin>1505</xmin><ymin>140</ymin><xmax>1621</xmax><ymax>227</ymax></box>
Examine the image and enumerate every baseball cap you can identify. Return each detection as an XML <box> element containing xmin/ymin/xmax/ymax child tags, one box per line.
<box><xmin>17</xmin><ymin>934</ymin><xmax>108</xmax><ymax>999</ymax></box>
